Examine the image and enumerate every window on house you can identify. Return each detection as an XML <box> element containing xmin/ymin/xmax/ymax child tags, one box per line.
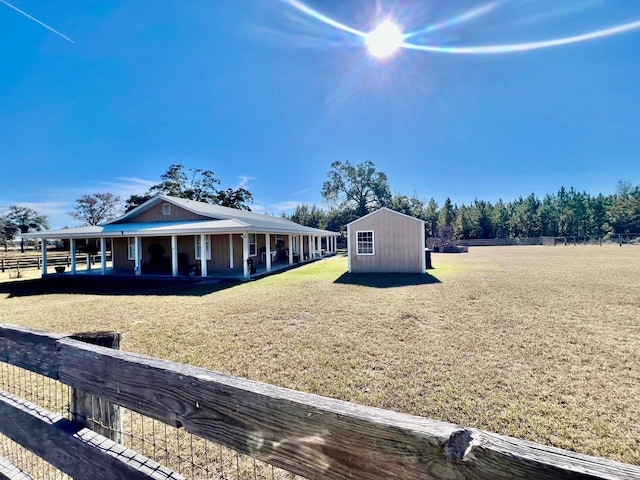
<box><xmin>195</xmin><ymin>235</ymin><xmax>211</xmax><ymax>260</ymax></box>
<box><xmin>162</xmin><ymin>203</ymin><xmax>171</xmax><ymax>215</ymax></box>
<box><xmin>356</xmin><ymin>231</ymin><xmax>374</xmax><ymax>255</ymax></box>
<box><xmin>249</xmin><ymin>233</ymin><xmax>257</xmax><ymax>256</ymax></box>
<box><xmin>128</xmin><ymin>237</ymin><xmax>136</xmax><ymax>260</ymax></box>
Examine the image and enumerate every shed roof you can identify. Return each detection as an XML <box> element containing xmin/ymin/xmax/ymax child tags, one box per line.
<box><xmin>346</xmin><ymin>207</ymin><xmax>425</xmax><ymax>226</ymax></box>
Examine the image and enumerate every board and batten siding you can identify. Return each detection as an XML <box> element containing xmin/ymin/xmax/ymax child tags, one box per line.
<box><xmin>111</xmin><ymin>237</ymin><xmax>130</xmax><ymax>270</ymax></box>
<box><xmin>119</xmin><ymin>203</ymin><xmax>210</xmax><ymax>223</ymax></box>
<box><xmin>208</xmin><ymin>234</ymin><xmax>243</xmax><ymax>270</ymax></box>
<box><xmin>348</xmin><ymin>208</ymin><xmax>425</xmax><ymax>273</ymax></box>
<box><xmin>113</xmin><ymin>234</ymin><xmax>246</xmax><ymax>273</ymax></box>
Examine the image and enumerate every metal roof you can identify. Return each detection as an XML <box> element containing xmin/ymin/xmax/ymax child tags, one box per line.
<box><xmin>346</xmin><ymin>207</ymin><xmax>425</xmax><ymax>226</ymax></box>
<box><xmin>24</xmin><ymin>195</ymin><xmax>339</xmax><ymax>239</ymax></box>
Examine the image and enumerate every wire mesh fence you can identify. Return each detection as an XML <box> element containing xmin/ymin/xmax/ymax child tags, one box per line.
<box><xmin>0</xmin><ymin>361</ymin><xmax>305</xmax><ymax>480</ymax></box>
<box><xmin>455</xmin><ymin>233</ymin><xmax>640</xmax><ymax>247</ymax></box>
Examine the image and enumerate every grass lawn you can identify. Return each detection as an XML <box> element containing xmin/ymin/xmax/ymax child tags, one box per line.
<box><xmin>1</xmin><ymin>245</ymin><xmax>639</xmax><ymax>464</ymax></box>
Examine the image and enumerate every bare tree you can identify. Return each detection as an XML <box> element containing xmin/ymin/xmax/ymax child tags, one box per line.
<box><xmin>71</xmin><ymin>193</ymin><xmax>123</xmax><ymax>225</ymax></box>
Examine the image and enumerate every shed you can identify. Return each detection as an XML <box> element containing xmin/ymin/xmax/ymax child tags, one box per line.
<box><xmin>346</xmin><ymin>208</ymin><xmax>426</xmax><ymax>274</ymax></box>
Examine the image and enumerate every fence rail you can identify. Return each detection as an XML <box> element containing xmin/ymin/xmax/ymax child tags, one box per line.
<box><xmin>1</xmin><ymin>324</ymin><xmax>639</xmax><ymax>480</ymax></box>
<box><xmin>0</xmin><ymin>253</ymin><xmax>112</xmax><ymax>274</ymax></box>
<box><xmin>457</xmin><ymin>234</ymin><xmax>639</xmax><ymax>247</ymax></box>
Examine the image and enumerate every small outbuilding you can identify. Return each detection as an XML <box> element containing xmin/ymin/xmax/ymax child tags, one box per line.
<box><xmin>346</xmin><ymin>208</ymin><xmax>426</xmax><ymax>274</ymax></box>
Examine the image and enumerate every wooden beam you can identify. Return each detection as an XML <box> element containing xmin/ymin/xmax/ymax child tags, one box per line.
<box><xmin>0</xmin><ymin>456</ymin><xmax>34</xmax><ymax>480</ymax></box>
<box><xmin>0</xmin><ymin>324</ymin><xmax>64</xmax><ymax>378</ymax></box>
<box><xmin>56</xmin><ymin>337</ymin><xmax>462</xmax><ymax>480</ymax></box>
<box><xmin>69</xmin><ymin>332</ymin><xmax>123</xmax><ymax>444</ymax></box>
<box><xmin>0</xmin><ymin>391</ymin><xmax>184</xmax><ymax>480</ymax></box>
<box><xmin>462</xmin><ymin>430</ymin><xmax>640</xmax><ymax>480</ymax></box>
<box><xmin>2</xmin><ymin>325</ymin><xmax>639</xmax><ymax>480</ymax></box>
<box><xmin>54</xmin><ymin>337</ymin><xmax>640</xmax><ymax>480</ymax></box>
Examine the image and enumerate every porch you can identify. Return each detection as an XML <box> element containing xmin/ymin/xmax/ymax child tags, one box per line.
<box><xmin>51</xmin><ymin>253</ymin><xmax>334</xmax><ymax>282</ymax></box>
<box><xmin>32</xmin><ymin>222</ymin><xmax>340</xmax><ymax>281</ymax></box>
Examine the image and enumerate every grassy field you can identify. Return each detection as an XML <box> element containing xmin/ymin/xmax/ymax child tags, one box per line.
<box><xmin>1</xmin><ymin>245</ymin><xmax>639</xmax><ymax>464</ymax></box>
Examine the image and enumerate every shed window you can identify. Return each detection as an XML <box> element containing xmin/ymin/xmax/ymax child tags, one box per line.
<box><xmin>162</xmin><ymin>203</ymin><xmax>171</xmax><ymax>215</ymax></box>
<box><xmin>128</xmin><ymin>237</ymin><xmax>136</xmax><ymax>260</ymax></box>
<box><xmin>356</xmin><ymin>231</ymin><xmax>374</xmax><ymax>255</ymax></box>
<box><xmin>195</xmin><ymin>235</ymin><xmax>211</xmax><ymax>260</ymax></box>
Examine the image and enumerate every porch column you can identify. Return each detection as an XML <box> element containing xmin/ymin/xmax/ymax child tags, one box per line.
<box><xmin>242</xmin><ymin>233</ymin><xmax>249</xmax><ymax>279</ymax></box>
<box><xmin>308</xmin><ymin>235</ymin><xmax>313</xmax><ymax>259</ymax></box>
<box><xmin>299</xmin><ymin>235</ymin><xmax>303</xmax><ymax>261</ymax></box>
<box><xmin>100</xmin><ymin>237</ymin><xmax>107</xmax><ymax>275</ymax></box>
<box><xmin>200</xmin><ymin>233</ymin><xmax>207</xmax><ymax>277</ymax></box>
<box><xmin>288</xmin><ymin>235</ymin><xmax>293</xmax><ymax>265</ymax></box>
<box><xmin>228</xmin><ymin>234</ymin><xmax>234</xmax><ymax>269</ymax></box>
<box><xmin>171</xmin><ymin>235</ymin><xmax>178</xmax><ymax>277</ymax></box>
<box><xmin>41</xmin><ymin>239</ymin><xmax>48</xmax><ymax>277</ymax></box>
<box><xmin>134</xmin><ymin>236</ymin><xmax>141</xmax><ymax>276</ymax></box>
<box><xmin>265</xmin><ymin>233</ymin><xmax>272</xmax><ymax>272</ymax></box>
<box><xmin>70</xmin><ymin>238</ymin><xmax>77</xmax><ymax>274</ymax></box>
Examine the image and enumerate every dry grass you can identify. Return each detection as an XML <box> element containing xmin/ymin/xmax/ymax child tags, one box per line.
<box><xmin>1</xmin><ymin>245</ymin><xmax>639</xmax><ymax>464</ymax></box>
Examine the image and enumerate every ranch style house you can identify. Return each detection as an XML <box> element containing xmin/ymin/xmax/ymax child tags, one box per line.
<box><xmin>25</xmin><ymin>194</ymin><xmax>340</xmax><ymax>280</ymax></box>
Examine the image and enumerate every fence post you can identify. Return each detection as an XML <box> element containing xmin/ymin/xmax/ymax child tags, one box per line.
<box><xmin>69</xmin><ymin>331</ymin><xmax>123</xmax><ymax>443</ymax></box>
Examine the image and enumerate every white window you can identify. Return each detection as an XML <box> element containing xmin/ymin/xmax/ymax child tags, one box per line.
<box><xmin>162</xmin><ymin>203</ymin><xmax>171</xmax><ymax>215</ymax></box>
<box><xmin>249</xmin><ymin>233</ymin><xmax>257</xmax><ymax>256</ymax></box>
<box><xmin>128</xmin><ymin>237</ymin><xmax>136</xmax><ymax>260</ymax></box>
<box><xmin>195</xmin><ymin>235</ymin><xmax>211</xmax><ymax>260</ymax></box>
<box><xmin>356</xmin><ymin>231</ymin><xmax>374</xmax><ymax>255</ymax></box>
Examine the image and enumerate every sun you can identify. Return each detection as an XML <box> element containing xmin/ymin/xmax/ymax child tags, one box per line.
<box><xmin>366</xmin><ymin>21</ymin><xmax>404</xmax><ymax>58</ymax></box>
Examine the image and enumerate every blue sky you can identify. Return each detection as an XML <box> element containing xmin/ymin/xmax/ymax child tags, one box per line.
<box><xmin>1</xmin><ymin>0</ymin><xmax>639</xmax><ymax>228</ymax></box>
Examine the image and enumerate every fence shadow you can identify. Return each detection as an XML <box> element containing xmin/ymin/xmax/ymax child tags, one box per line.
<box><xmin>0</xmin><ymin>276</ymin><xmax>239</xmax><ymax>298</ymax></box>
<box><xmin>334</xmin><ymin>271</ymin><xmax>441</xmax><ymax>288</ymax></box>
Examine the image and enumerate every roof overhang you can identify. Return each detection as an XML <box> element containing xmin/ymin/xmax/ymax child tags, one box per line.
<box><xmin>347</xmin><ymin>207</ymin><xmax>425</xmax><ymax>226</ymax></box>
<box><xmin>23</xmin><ymin>220</ymin><xmax>340</xmax><ymax>240</ymax></box>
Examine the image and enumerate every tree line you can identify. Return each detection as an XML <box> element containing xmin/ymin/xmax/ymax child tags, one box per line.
<box><xmin>1</xmin><ymin>160</ymin><xmax>638</xmax><ymax>252</ymax></box>
<box><xmin>288</xmin><ymin>161</ymin><xmax>640</xmax><ymax>239</ymax></box>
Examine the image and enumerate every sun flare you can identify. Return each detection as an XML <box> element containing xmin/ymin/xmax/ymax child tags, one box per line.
<box><xmin>366</xmin><ymin>21</ymin><xmax>404</xmax><ymax>58</ymax></box>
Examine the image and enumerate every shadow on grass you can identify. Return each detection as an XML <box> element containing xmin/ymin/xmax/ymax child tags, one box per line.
<box><xmin>0</xmin><ymin>276</ymin><xmax>240</xmax><ymax>298</ymax></box>
<box><xmin>334</xmin><ymin>271</ymin><xmax>441</xmax><ymax>288</ymax></box>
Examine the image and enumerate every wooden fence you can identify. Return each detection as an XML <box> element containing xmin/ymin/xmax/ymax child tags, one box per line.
<box><xmin>456</xmin><ymin>234</ymin><xmax>639</xmax><ymax>247</ymax></box>
<box><xmin>0</xmin><ymin>253</ymin><xmax>111</xmax><ymax>274</ymax></box>
<box><xmin>1</xmin><ymin>324</ymin><xmax>639</xmax><ymax>480</ymax></box>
